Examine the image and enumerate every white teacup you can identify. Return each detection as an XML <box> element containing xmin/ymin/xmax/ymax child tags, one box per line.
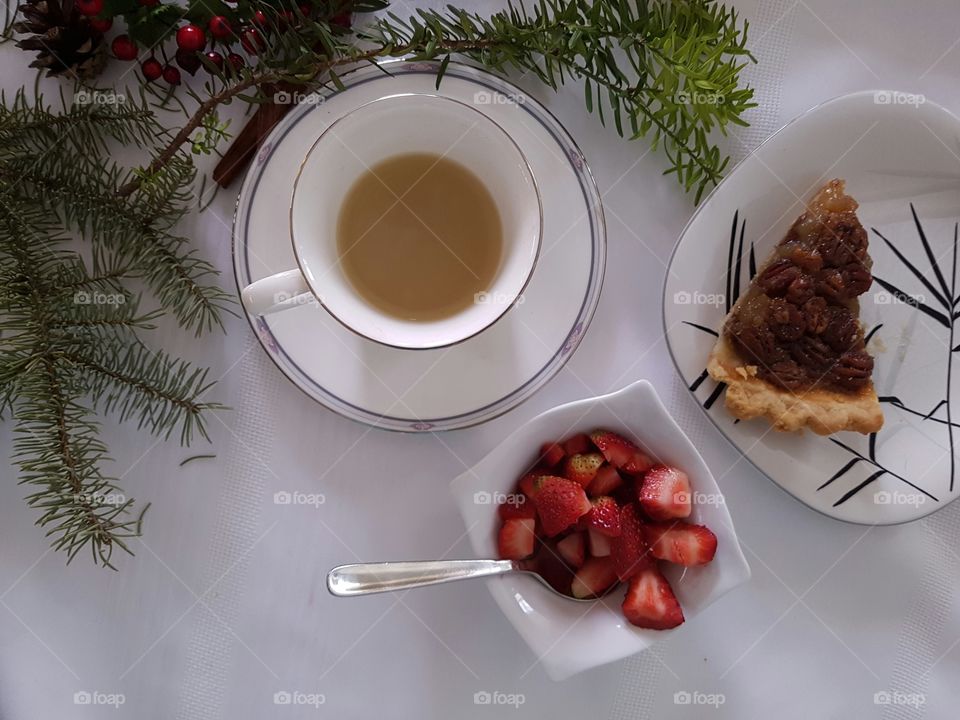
<box><xmin>240</xmin><ymin>93</ymin><xmax>542</xmax><ymax>350</ymax></box>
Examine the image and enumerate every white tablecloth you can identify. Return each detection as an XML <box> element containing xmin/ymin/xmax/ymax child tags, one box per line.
<box><xmin>2</xmin><ymin>1</ymin><xmax>960</xmax><ymax>717</ymax></box>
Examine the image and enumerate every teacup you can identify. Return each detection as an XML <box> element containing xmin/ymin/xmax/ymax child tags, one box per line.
<box><xmin>239</xmin><ymin>93</ymin><xmax>542</xmax><ymax>350</ymax></box>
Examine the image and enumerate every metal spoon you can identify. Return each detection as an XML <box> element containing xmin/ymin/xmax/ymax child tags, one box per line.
<box><xmin>327</xmin><ymin>559</ymin><xmax>600</xmax><ymax>601</ymax></box>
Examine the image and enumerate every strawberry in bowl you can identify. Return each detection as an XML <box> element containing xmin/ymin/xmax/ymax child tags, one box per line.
<box><xmin>450</xmin><ymin>380</ymin><xmax>750</xmax><ymax>680</ymax></box>
<box><xmin>495</xmin><ymin>428</ymin><xmax>719</xmax><ymax>629</ymax></box>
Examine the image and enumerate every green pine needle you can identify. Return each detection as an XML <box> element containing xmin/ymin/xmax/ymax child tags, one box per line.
<box><xmin>0</xmin><ymin>90</ymin><xmax>228</xmax><ymax>568</ymax></box>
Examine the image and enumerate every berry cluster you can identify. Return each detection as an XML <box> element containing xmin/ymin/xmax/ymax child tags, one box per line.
<box><xmin>72</xmin><ymin>0</ymin><xmax>352</xmax><ymax>86</ymax></box>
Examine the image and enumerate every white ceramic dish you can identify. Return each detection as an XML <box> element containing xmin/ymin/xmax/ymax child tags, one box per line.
<box><xmin>664</xmin><ymin>90</ymin><xmax>960</xmax><ymax>525</ymax></box>
<box><xmin>449</xmin><ymin>380</ymin><xmax>751</xmax><ymax>680</ymax></box>
<box><xmin>240</xmin><ymin>92</ymin><xmax>543</xmax><ymax>350</ymax></box>
<box><xmin>233</xmin><ymin>60</ymin><xmax>605</xmax><ymax>431</ymax></box>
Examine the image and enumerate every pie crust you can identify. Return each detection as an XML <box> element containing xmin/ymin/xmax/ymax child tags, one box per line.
<box><xmin>707</xmin><ymin>181</ymin><xmax>883</xmax><ymax>435</ymax></box>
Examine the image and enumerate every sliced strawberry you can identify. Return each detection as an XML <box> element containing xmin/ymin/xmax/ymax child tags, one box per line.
<box><xmin>561</xmin><ymin>432</ymin><xmax>592</xmax><ymax>456</ymax></box>
<box><xmin>530</xmin><ymin>541</ymin><xmax>576</xmax><ymax>593</ymax></box>
<box><xmin>533</xmin><ymin>475</ymin><xmax>591</xmax><ymax>536</ymax></box>
<box><xmin>498</xmin><ymin>518</ymin><xmax>535</xmax><ymax>560</ymax></box>
<box><xmin>497</xmin><ymin>497</ymin><xmax>536</xmax><ymax>521</ymax></box>
<box><xmin>518</xmin><ymin>471</ymin><xmax>544</xmax><ymax>499</ymax></box>
<box><xmin>587</xmin><ymin>464</ymin><xmax>623</xmax><ymax>497</ymax></box>
<box><xmin>645</xmin><ymin>522</ymin><xmax>718</xmax><ymax>566</ymax></box>
<box><xmin>621</xmin><ymin>566</ymin><xmax>685</xmax><ymax>629</ymax></box>
<box><xmin>563</xmin><ymin>452</ymin><xmax>605</xmax><ymax>488</ymax></box>
<box><xmin>556</xmin><ymin>532</ymin><xmax>586</xmax><ymax>568</ymax></box>
<box><xmin>637</xmin><ymin>465</ymin><xmax>692</xmax><ymax>520</ymax></box>
<box><xmin>580</xmin><ymin>496</ymin><xmax>622</xmax><ymax>537</ymax></box>
<box><xmin>590</xmin><ymin>430</ymin><xmax>653</xmax><ymax>475</ymax></box>
<box><xmin>610</xmin><ymin>504</ymin><xmax>652</xmax><ymax>581</ymax></box>
<box><xmin>571</xmin><ymin>556</ymin><xmax>619</xmax><ymax>599</ymax></box>
<box><xmin>587</xmin><ymin>528</ymin><xmax>612</xmax><ymax>557</ymax></box>
<box><xmin>538</xmin><ymin>442</ymin><xmax>565</xmax><ymax>467</ymax></box>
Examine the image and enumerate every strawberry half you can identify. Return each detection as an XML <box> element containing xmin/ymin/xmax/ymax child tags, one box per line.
<box><xmin>580</xmin><ymin>496</ymin><xmax>622</xmax><ymax>537</ymax></box>
<box><xmin>538</xmin><ymin>442</ymin><xmax>565</xmax><ymax>467</ymax></box>
<box><xmin>621</xmin><ymin>566</ymin><xmax>685</xmax><ymax>629</ymax></box>
<box><xmin>561</xmin><ymin>433</ymin><xmax>592</xmax><ymax>456</ymax></box>
<box><xmin>645</xmin><ymin>522</ymin><xmax>718</xmax><ymax>566</ymax></box>
<box><xmin>518</xmin><ymin>471</ymin><xmax>545</xmax><ymax>499</ymax></box>
<box><xmin>563</xmin><ymin>452</ymin><xmax>605</xmax><ymax>488</ymax></box>
<box><xmin>497</xmin><ymin>497</ymin><xmax>536</xmax><ymax>521</ymax></box>
<box><xmin>587</xmin><ymin>528</ymin><xmax>612</xmax><ymax>557</ymax></box>
<box><xmin>637</xmin><ymin>465</ymin><xmax>692</xmax><ymax>520</ymax></box>
<box><xmin>556</xmin><ymin>532</ymin><xmax>586</xmax><ymax>568</ymax></box>
<box><xmin>590</xmin><ymin>430</ymin><xmax>653</xmax><ymax>475</ymax></box>
<box><xmin>587</xmin><ymin>464</ymin><xmax>623</xmax><ymax>497</ymax></box>
<box><xmin>498</xmin><ymin>518</ymin><xmax>535</xmax><ymax>560</ymax></box>
<box><xmin>610</xmin><ymin>504</ymin><xmax>652</xmax><ymax>581</ymax></box>
<box><xmin>571</xmin><ymin>556</ymin><xmax>619</xmax><ymax>599</ymax></box>
<box><xmin>533</xmin><ymin>475</ymin><xmax>591</xmax><ymax>537</ymax></box>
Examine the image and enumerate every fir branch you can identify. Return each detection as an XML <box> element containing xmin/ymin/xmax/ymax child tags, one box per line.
<box><xmin>0</xmin><ymin>92</ymin><xmax>225</xmax><ymax>568</ymax></box>
<box><xmin>58</xmin><ymin>341</ymin><xmax>222</xmax><ymax>444</ymax></box>
<box><xmin>0</xmin><ymin>101</ymin><xmax>233</xmax><ymax>334</ymax></box>
<box><xmin>121</xmin><ymin>0</ymin><xmax>754</xmax><ymax>201</ymax></box>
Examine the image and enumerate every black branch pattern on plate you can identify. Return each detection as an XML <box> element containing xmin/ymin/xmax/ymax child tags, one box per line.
<box><xmin>683</xmin><ymin>205</ymin><xmax>957</xmax><ymax>508</ymax></box>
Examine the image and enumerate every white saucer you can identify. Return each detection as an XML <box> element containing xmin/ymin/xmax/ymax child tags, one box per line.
<box><xmin>233</xmin><ymin>60</ymin><xmax>605</xmax><ymax>431</ymax></box>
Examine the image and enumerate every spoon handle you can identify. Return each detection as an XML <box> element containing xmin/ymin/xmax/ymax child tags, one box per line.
<box><xmin>327</xmin><ymin>559</ymin><xmax>516</xmax><ymax>596</ymax></box>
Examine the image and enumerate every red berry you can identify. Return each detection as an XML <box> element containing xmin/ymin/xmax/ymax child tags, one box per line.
<box><xmin>175</xmin><ymin>49</ymin><xmax>201</xmax><ymax>75</ymax></box>
<box><xmin>111</xmin><ymin>35</ymin><xmax>138</xmax><ymax>61</ymax></box>
<box><xmin>240</xmin><ymin>27</ymin><xmax>264</xmax><ymax>54</ymax></box>
<box><xmin>203</xmin><ymin>50</ymin><xmax>224</xmax><ymax>72</ymax></box>
<box><xmin>208</xmin><ymin>15</ymin><xmax>232</xmax><ymax>39</ymax></box>
<box><xmin>162</xmin><ymin>65</ymin><xmax>181</xmax><ymax>85</ymax></box>
<box><xmin>226</xmin><ymin>52</ymin><xmax>245</xmax><ymax>72</ymax></box>
<box><xmin>176</xmin><ymin>24</ymin><xmax>206</xmax><ymax>52</ymax></box>
<box><xmin>141</xmin><ymin>58</ymin><xmax>163</xmax><ymax>81</ymax></box>
<box><xmin>297</xmin><ymin>3</ymin><xmax>311</xmax><ymax>16</ymax></box>
<box><xmin>138</xmin><ymin>0</ymin><xmax>158</xmax><ymax>6</ymax></box>
<box><xmin>252</xmin><ymin>9</ymin><xmax>269</xmax><ymax>27</ymax></box>
<box><xmin>330</xmin><ymin>11</ymin><xmax>351</xmax><ymax>28</ymax></box>
<box><xmin>75</xmin><ymin>0</ymin><xmax>102</xmax><ymax>16</ymax></box>
<box><xmin>88</xmin><ymin>17</ymin><xmax>112</xmax><ymax>33</ymax></box>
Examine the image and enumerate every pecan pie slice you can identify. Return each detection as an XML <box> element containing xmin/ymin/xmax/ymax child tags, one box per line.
<box><xmin>707</xmin><ymin>179</ymin><xmax>883</xmax><ymax>435</ymax></box>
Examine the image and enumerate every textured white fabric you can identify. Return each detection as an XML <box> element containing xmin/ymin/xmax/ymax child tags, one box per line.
<box><xmin>1</xmin><ymin>1</ymin><xmax>960</xmax><ymax>719</ymax></box>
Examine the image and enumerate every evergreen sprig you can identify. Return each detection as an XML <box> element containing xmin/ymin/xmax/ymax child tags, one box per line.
<box><xmin>126</xmin><ymin>0</ymin><xmax>754</xmax><ymax>202</ymax></box>
<box><xmin>0</xmin><ymin>90</ymin><xmax>227</xmax><ymax>568</ymax></box>
<box><xmin>366</xmin><ymin>0</ymin><xmax>755</xmax><ymax>200</ymax></box>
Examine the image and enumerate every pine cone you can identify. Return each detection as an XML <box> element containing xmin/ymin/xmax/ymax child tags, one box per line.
<box><xmin>13</xmin><ymin>0</ymin><xmax>107</xmax><ymax>81</ymax></box>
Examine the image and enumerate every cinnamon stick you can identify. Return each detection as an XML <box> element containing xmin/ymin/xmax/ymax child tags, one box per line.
<box><xmin>213</xmin><ymin>82</ymin><xmax>299</xmax><ymax>187</ymax></box>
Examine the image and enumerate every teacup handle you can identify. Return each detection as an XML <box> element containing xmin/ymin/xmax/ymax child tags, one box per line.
<box><xmin>240</xmin><ymin>268</ymin><xmax>314</xmax><ymax>316</ymax></box>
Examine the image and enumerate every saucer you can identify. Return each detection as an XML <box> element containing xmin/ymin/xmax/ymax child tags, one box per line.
<box><xmin>233</xmin><ymin>60</ymin><xmax>605</xmax><ymax>431</ymax></box>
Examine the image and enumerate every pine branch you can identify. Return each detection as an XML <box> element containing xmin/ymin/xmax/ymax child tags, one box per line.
<box><xmin>0</xmin><ymin>110</ymin><xmax>233</xmax><ymax>334</ymax></box>
<box><xmin>122</xmin><ymin>0</ymin><xmax>754</xmax><ymax>202</ymax></box>
<box><xmin>0</xmin><ymin>92</ymin><xmax>225</xmax><ymax>568</ymax></box>
<box><xmin>58</xmin><ymin>341</ymin><xmax>222</xmax><ymax>444</ymax></box>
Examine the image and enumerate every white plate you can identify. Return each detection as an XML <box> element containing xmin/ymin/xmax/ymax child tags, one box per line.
<box><xmin>450</xmin><ymin>381</ymin><xmax>750</xmax><ymax>680</ymax></box>
<box><xmin>233</xmin><ymin>60</ymin><xmax>605</xmax><ymax>431</ymax></box>
<box><xmin>664</xmin><ymin>90</ymin><xmax>960</xmax><ymax>524</ymax></box>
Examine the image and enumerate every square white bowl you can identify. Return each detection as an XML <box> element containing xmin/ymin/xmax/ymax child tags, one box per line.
<box><xmin>450</xmin><ymin>380</ymin><xmax>751</xmax><ymax>680</ymax></box>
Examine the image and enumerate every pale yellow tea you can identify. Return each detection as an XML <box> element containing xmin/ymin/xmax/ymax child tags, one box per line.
<box><xmin>336</xmin><ymin>152</ymin><xmax>503</xmax><ymax>322</ymax></box>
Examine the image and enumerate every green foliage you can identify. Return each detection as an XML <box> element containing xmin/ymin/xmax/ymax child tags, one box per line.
<box><xmin>185</xmin><ymin>0</ymin><xmax>753</xmax><ymax>201</ymax></box>
<box><xmin>0</xmin><ymin>89</ymin><xmax>228</xmax><ymax>568</ymax></box>
<box><xmin>362</xmin><ymin>0</ymin><xmax>756</xmax><ymax>202</ymax></box>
